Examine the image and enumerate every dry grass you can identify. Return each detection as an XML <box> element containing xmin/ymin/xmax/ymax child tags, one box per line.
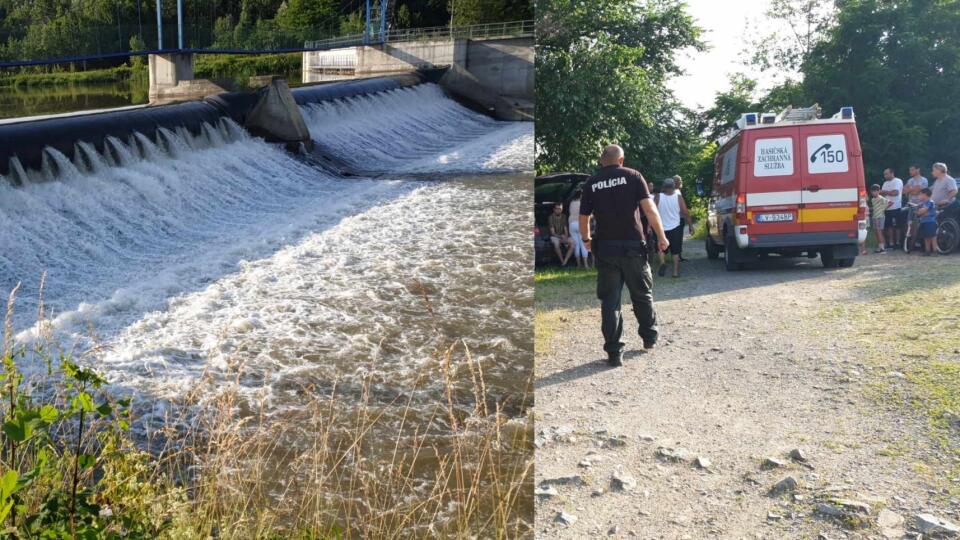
<box><xmin>1</xmin><ymin>279</ymin><xmax>534</xmax><ymax>538</ymax></box>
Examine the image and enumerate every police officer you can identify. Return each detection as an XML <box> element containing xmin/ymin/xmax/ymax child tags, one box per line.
<box><xmin>579</xmin><ymin>145</ymin><xmax>670</xmax><ymax>367</ymax></box>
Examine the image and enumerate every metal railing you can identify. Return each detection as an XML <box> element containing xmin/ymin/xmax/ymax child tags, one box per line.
<box><xmin>305</xmin><ymin>20</ymin><xmax>534</xmax><ymax>49</ymax></box>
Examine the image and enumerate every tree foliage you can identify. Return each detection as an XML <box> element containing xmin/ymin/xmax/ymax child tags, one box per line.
<box><xmin>748</xmin><ymin>0</ymin><xmax>835</xmax><ymax>73</ymax></box>
<box><xmin>450</xmin><ymin>0</ymin><xmax>532</xmax><ymax>26</ymax></box>
<box><xmin>800</xmin><ymin>0</ymin><xmax>960</xmax><ymax>181</ymax></box>
<box><xmin>535</xmin><ymin>0</ymin><xmax>703</xmax><ymax>177</ymax></box>
<box><xmin>0</xmin><ymin>0</ymin><xmax>528</xmax><ymax>65</ymax></box>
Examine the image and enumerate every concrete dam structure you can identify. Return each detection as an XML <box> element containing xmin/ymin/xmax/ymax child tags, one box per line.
<box><xmin>0</xmin><ymin>72</ymin><xmax>434</xmax><ymax>181</ymax></box>
<box><xmin>304</xmin><ymin>36</ymin><xmax>534</xmax><ymax>120</ymax></box>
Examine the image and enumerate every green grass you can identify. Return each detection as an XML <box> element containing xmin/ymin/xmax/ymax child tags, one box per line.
<box><xmin>194</xmin><ymin>53</ymin><xmax>302</xmax><ymax>85</ymax></box>
<box><xmin>0</xmin><ymin>65</ymin><xmax>147</xmax><ymax>88</ymax></box>
<box><xmin>533</xmin><ymin>266</ymin><xmax>597</xmax><ymax>314</ymax></box>
<box><xmin>825</xmin><ymin>266</ymin><xmax>960</xmax><ymax>494</ymax></box>
<box><xmin>533</xmin><ymin>267</ymin><xmax>595</xmax><ymax>357</ymax></box>
<box><xmin>0</xmin><ymin>52</ymin><xmax>301</xmax><ymax>91</ymax></box>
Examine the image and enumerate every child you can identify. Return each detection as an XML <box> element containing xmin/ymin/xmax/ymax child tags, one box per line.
<box><xmin>916</xmin><ymin>188</ymin><xmax>938</xmax><ymax>255</ymax></box>
<box><xmin>869</xmin><ymin>184</ymin><xmax>891</xmax><ymax>253</ymax></box>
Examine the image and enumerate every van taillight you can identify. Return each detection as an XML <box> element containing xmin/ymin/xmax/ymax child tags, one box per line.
<box><xmin>736</xmin><ymin>194</ymin><xmax>746</xmax><ymax>215</ymax></box>
<box><xmin>857</xmin><ymin>188</ymin><xmax>867</xmax><ymax>219</ymax></box>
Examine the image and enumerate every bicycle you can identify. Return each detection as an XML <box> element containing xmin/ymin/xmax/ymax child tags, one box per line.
<box><xmin>936</xmin><ymin>200</ymin><xmax>960</xmax><ymax>254</ymax></box>
<box><xmin>902</xmin><ymin>203</ymin><xmax>920</xmax><ymax>253</ymax></box>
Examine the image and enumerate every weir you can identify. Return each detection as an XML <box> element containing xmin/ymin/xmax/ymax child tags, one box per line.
<box><xmin>0</xmin><ymin>72</ymin><xmax>432</xmax><ymax>181</ymax></box>
<box><xmin>0</xmin><ymin>79</ymin><xmax>532</xmax><ymax>341</ymax></box>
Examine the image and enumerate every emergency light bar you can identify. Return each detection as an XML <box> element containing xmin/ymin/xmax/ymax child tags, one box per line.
<box><xmin>718</xmin><ymin>105</ymin><xmax>853</xmax><ymax>146</ymax></box>
<box><xmin>831</xmin><ymin>106</ymin><xmax>855</xmax><ymax>120</ymax></box>
<box><xmin>735</xmin><ymin>112</ymin><xmax>759</xmax><ymax>129</ymax></box>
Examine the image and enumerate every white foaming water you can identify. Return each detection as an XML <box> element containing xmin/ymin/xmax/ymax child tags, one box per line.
<box><xmin>2</xmin><ymin>84</ymin><xmax>532</xmax><ymax>347</ymax></box>
<box><xmin>301</xmin><ymin>84</ymin><xmax>534</xmax><ymax>175</ymax></box>
<box><xmin>1</xmin><ymin>119</ymin><xmax>413</xmax><ymax>341</ymax></box>
<box><xmin>1</xmin><ymin>82</ymin><xmax>533</xmax><ymax>532</ymax></box>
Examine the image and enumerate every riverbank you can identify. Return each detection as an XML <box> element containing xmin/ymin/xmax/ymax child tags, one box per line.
<box><xmin>534</xmin><ymin>245</ymin><xmax>959</xmax><ymax>538</ymax></box>
<box><xmin>0</xmin><ymin>53</ymin><xmax>301</xmax><ymax>89</ymax></box>
<box><xmin>0</xmin><ymin>65</ymin><xmax>145</xmax><ymax>88</ymax></box>
<box><xmin>0</xmin><ymin>53</ymin><xmax>304</xmax><ymax>119</ymax></box>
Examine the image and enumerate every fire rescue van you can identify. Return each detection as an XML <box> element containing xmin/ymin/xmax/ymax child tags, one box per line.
<box><xmin>705</xmin><ymin>105</ymin><xmax>868</xmax><ymax>270</ymax></box>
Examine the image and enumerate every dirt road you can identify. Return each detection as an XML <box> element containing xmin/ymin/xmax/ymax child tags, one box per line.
<box><xmin>535</xmin><ymin>241</ymin><xmax>960</xmax><ymax>539</ymax></box>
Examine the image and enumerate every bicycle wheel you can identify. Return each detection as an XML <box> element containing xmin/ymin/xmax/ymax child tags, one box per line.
<box><xmin>936</xmin><ymin>218</ymin><xmax>960</xmax><ymax>254</ymax></box>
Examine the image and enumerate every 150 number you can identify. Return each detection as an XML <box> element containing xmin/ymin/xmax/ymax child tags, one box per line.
<box><xmin>811</xmin><ymin>143</ymin><xmax>845</xmax><ymax>163</ymax></box>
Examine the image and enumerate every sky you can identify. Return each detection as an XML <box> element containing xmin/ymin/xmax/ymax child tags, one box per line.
<box><xmin>667</xmin><ymin>0</ymin><xmax>798</xmax><ymax>111</ymax></box>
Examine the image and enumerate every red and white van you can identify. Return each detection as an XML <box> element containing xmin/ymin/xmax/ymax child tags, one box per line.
<box><xmin>705</xmin><ymin>105</ymin><xmax>868</xmax><ymax>270</ymax></box>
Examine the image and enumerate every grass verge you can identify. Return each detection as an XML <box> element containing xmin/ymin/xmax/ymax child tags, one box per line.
<box><xmin>825</xmin><ymin>263</ymin><xmax>960</xmax><ymax>495</ymax></box>
<box><xmin>194</xmin><ymin>53</ymin><xmax>302</xmax><ymax>84</ymax></box>
<box><xmin>534</xmin><ymin>267</ymin><xmax>595</xmax><ymax>359</ymax></box>
<box><xmin>0</xmin><ymin>65</ymin><xmax>147</xmax><ymax>88</ymax></box>
<box><xmin>0</xmin><ymin>53</ymin><xmax>301</xmax><ymax>90</ymax></box>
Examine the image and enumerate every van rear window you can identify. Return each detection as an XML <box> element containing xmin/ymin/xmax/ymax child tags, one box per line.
<box><xmin>806</xmin><ymin>134</ymin><xmax>849</xmax><ymax>174</ymax></box>
<box><xmin>754</xmin><ymin>138</ymin><xmax>794</xmax><ymax>177</ymax></box>
<box><xmin>720</xmin><ymin>144</ymin><xmax>738</xmax><ymax>183</ymax></box>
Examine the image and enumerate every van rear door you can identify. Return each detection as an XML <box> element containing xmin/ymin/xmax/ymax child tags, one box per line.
<box><xmin>745</xmin><ymin>127</ymin><xmax>802</xmax><ymax>236</ymax></box>
<box><xmin>799</xmin><ymin>125</ymin><xmax>860</xmax><ymax>235</ymax></box>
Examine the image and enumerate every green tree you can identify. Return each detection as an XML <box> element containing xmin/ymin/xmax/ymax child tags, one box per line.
<box><xmin>340</xmin><ymin>9</ymin><xmax>365</xmax><ymax>35</ymax></box>
<box><xmin>800</xmin><ymin>0</ymin><xmax>960</xmax><ymax>181</ymax></box>
<box><xmin>128</xmin><ymin>34</ymin><xmax>146</xmax><ymax>68</ymax></box>
<box><xmin>748</xmin><ymin>0</ymin><xmax>835</xmax><ymax>73</ymax></box>
<box><xmin>535</xmin><ymin>0</ymin><xmax>703</xmax><ymax>176</ymax></box>
<box><xmin>450</xmin><ymin>0</ymin><xmax>532</xmax><ymax>26</ymax></box>
<box><xmin>276</xmin><ymin>0</ymin><xmax>339</xmax><ymax>33</ymax></box>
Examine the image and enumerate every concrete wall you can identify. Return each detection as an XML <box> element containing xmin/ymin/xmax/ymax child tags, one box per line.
<box><xmin>463</xmin><ymin>37</ymin><xmax>533</xmax><ymax>100</ymax></box>
<box><xmin>148</xmin><ymin>53</ymin><xmax>194</xmax><ymax>99</ymax></box>
<box><xmin>301</xmin><ymin>36</ymin><xmax>533</xmax><ymax>103</ymax></box>
<box><xmin>354</xmin><ymin>39</ymin><xmax>465</xmax><ymax>75</ymax></box>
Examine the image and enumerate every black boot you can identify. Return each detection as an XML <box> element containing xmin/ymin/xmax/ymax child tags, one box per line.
<box><xmin>608</xmin><ymin>351</ymin><xmax>624</xmax><ymax>367</ymax></box>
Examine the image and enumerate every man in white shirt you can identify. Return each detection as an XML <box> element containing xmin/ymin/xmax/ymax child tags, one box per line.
<box><xmin>879</xmin><ymin>168</ymin><xmax>904</xmax><ymax>249</ymax></box>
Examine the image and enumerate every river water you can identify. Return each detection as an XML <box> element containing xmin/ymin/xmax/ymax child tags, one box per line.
<box><xmin>0</xmin><ymin>83</ymin><xmax>533</xmax><ymax>535</ymax></box>
<box><xmin>0</xmin><ymin>79</ymin><xmax>150</xmax><ymax>120</ymax></box>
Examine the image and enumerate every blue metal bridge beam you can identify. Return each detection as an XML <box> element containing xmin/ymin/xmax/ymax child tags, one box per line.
<box><xmin>364</xmin><ymin>0</ymin><xmax>372</xmax><ymax>44</ymax></box>
<box><xmin>380</xmin><ymin>0</ymin><xmax>388</xmax><ymax>42</ymax></box>
<box><xmin>156</xmin><ymin>0</ymin><xmax>163</xmax><ymax>50</ymax></box>
<box><xmin>177</xmin><ymin>0</ymin><xmax>184</xmax><ymax>49</ymax></box>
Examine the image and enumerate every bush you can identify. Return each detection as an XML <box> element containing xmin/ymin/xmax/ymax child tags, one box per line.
<box><xmin>194</xmin><ymin>53</ymin><xmax>302</xmax><ymax>85</ymax></box>
<box><xmin>0</xmin><ymin>284</ymin><xmax>179</xmax><ymax>537</ymax></box>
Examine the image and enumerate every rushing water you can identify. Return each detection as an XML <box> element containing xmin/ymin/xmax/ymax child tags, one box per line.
<box><xmin>0</xmin><ymin>83</ymin><xmax>533</xmax><ymax>534</ymax></box>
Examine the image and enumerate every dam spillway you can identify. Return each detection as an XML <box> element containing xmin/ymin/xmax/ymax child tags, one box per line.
<box><xmin>0</xmin><ymin>78</ymin><xmax>533</xmax><ymax>533</ymax></box>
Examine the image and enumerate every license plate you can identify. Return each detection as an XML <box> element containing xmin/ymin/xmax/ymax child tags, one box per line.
<box><xmin>756</xmin><ymin>212</ymin><xmax>793</xmax><ymax>223</ymax></box>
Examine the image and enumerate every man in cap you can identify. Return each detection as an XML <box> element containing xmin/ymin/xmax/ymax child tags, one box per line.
<box><xmin>579</xmin><ymin>144</ymin><xmax>670</xmax><ymax>367</ymax></box>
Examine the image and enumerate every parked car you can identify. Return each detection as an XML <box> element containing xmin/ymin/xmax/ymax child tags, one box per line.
<box><xmin>705</xmin><ymin>105</ymin><xmax>868</xmax><ymax>270</ymax></box>
<box><xmin>534</xmin><ymin>173</ymin><xmax>589</xmax><ymax>266</ymax></box>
